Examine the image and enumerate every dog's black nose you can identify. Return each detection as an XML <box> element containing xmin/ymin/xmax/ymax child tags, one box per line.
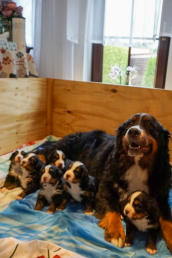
<box><xmin>128</xmin><ymin>127</ymin><xmax>141</xmax><ymax>137</ymax></box>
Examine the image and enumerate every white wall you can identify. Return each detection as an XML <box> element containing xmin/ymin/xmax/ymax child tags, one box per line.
<box><xmin>160</xmin><ymin>0</ymin><xmax>172</xmax><ymax>90</ymax></box>
<box><xmin>165</xmin><ymin>39</ymin><xmax>172</xmax><ymax>90</ymax></box>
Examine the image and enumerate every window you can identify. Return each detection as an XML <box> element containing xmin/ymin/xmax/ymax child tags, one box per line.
<box><xmin>103</xmin><ymin>0</ymin><xmax>163</xmax><ymax>88</ymax></box>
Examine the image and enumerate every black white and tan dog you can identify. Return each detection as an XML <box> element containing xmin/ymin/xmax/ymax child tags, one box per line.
<box><xmin>35</xmin><ymin>164</ymin><xmax>67</xmax><ymax>213</ymax></box>
<box><xmin>32</xmin><ymin>113</ymin><xmax>172</xmax><ymax>252</ymax></box>
<box><xmin>0</xmin><ymin>150</ymin><xmax>26</xmax><ymax>192</ymax></box>
<box><xmin>63</xmin><ymin>161</ymin><xmax>97</xmax><ymax>214</ymax></box>
<box><xmin>121</xmin><ymin>191</ymin><xmax>160</xmax><ymax>254</ymax></box>
<box><xmin>32</xmin><ymin>145</ymin><xmax>66</xmax><ymax>170</ymax></box>
<box><xmin>16</xmin><ymin>153</ymin><xmax>44</xmax><ymax>199</ymax></box>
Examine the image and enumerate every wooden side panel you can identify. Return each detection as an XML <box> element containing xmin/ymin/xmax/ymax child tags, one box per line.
<box><xmin>0</xmin><ymin>78</ymin><xmax>47</xmax><ymax>155</ymax></box>
<box><xmin>51</xmin><ymin>79</ymin><xmax>172</xmax><ymax>159</ymax></box>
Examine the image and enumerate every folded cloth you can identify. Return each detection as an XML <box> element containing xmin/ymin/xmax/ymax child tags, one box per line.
<box><xmin>0</xmin><ymin>237</ymin><xmax>84</xmax><ymax>258</ymax></box>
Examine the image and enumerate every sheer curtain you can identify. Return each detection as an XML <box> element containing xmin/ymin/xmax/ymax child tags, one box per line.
<box><xmin>32</xmin><ymin>0</ymin><xmax>105</xmax><ymax>81</ymax></box>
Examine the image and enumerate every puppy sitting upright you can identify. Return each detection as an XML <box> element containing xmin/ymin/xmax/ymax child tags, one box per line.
<box><xmin>63</xmin><ymin>161</ymin><xmax>97</xmax><ymax>214</ymax></box>
<box><xmin>1</xmin><ymin>150</ymin><xmax>26</xmax><ymax>192</ymax></box>
<box><xmin>121</xmin><ymin>191</ymin><xmax>160</xmax><ymax>255</ymax></box>
<box><xmin>35</xmin><ymin>164</ymin><xmax>67</xmax><ymax>214</ymax></box>
<box><xmin>16</xmin><ymin>153</ymin><xmax>44</xmax><ymax>199</ymax></box>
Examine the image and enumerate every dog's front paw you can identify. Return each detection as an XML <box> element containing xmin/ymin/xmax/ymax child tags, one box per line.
<box><xmin>85</xmin><ymin>211</ymin><xmax>94</xmax><ymax>215</ymax></box>
<box><xmin>124</xmin><ymin>242</ymin><xmax>132</xmax><ymax>247</ymax></box>
<box><xmin>16</xmin><ymin>195</ymin><xmax>22</xmax><ymax>200</ymax></box>
<box><xmin>99</xmin><ymin>211</ymin><xmax>125</xmax><ymax>248</ymax></box>
<box><xmin>0</xmin><ymin>187</ymin><xmax>7</xmax><ymax>193</ymax></box>
<box><xmin>111</xmin><ymin>236</ymin><xmax>124</xmax><ymax>248</ymax></box>
<box><xmin>160</xmin><ymin>217</ymin><xmax>172</xmax><ymax>253</ymax></box>
<box><xmin>46</xmin><ymin>209</ymin><xmax>54</xmax><ymax>214</ymax></box>
<box><xmin>146</xmin><ymin>247</ymin><xmax>157</xmax><ymax>255</ymax></box>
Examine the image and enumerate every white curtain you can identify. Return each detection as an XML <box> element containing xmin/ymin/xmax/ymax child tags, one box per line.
<box><xmin>160</xmin><ymin>0</ymin><xmax>172</xmax><ymax>37</ymax></box>
<box><xmin>104</xmin><ymin>0</ymin><xmax>162</xmax><ymax>47</ymax></box>
<box><xmin>33</xmin><ymin>0</ymin><xmax>105</xmax><ymax>80</ymax></box>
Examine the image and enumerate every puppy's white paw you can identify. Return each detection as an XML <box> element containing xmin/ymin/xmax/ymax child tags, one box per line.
<box><xmin>85</xmin><ymin>211</ymin><xmax>94</xmax><ymax>215</ymax></box>
<box><xmin>124</xmin><ymin>242</ymin><xmax>132</xmax><ymax>247</ymax></box>
<box><xmin>0</xmin><ymin>187</ymin><xmax>7</xmax><ymax>193</ymax></box>
<box><xmin>146</xmin><ymin>247</ymin><xmax>157</xmax><ymax>255</ymax></box>
<box><xmin>111</xmin><ymin>237</ymin><xmax>124</xmax><ymax>248</ymax></box>
<box><xmin>16</xmin><ymin>196</ymin><xmax>22</xmax><ymax>200</ymax></box>
<box><xmin>46</xmin><ymin>210</ymin><xmax>54</xmax><ymax>214</ymax></box>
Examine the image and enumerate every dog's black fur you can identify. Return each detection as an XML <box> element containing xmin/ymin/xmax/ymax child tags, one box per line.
<box><xmin>1</xmin><ymin>150</ymin><xmax>26</xmax><ymax>191</ymax></box>
<box><xmin>35</xmin><ymin>165</ymin><xmax>67</xmax><ymax>213</ymax></box>
<box><xmin>32</xmin><ymin>113</ymin><xmax>172</xmax><ymax>249</ymax></box>
<box><xmin>63</xmin><ymin>161</ymin><xmax>98</xmax><ymax>213</ymax></box>
<box><xmin>121</xmin><ymin>191</ymin><xmax>160</xmax><ymax>254</ymax></box>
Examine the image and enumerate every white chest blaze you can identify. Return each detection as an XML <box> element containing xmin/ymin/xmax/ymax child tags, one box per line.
<box><xmin>20</xmin><ymin>168</ymin><xmax>30</xmax><ymax>189</ymax></box>
<box><xmin>40</xmin><ymin>183</ymin><xmax>62</xmax><ymax>203</ymax></box>
<box><xmin>124</xmin><ymin>159</ymin><xmax>149</xmax><ymax>194</ymax></box>
<box><xmin>66</xmin><ymin>182</ymin><xmax>84</xmax><ymax>202</ymax></box>
<box><xmin>9</xmin><ymin>163</ymin><xmax>22</xmax><ymax>177</ymax></box>
<box><xmin>131</xmin><ymin>217</ymin><xmax>156</xmax><ymax>232</ymax></box>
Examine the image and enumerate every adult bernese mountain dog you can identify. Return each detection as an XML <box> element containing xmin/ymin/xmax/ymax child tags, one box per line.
<box><xmin>33</xmin><ymin>113</ymin><xmax>172</xmax><ymax>252</ymax></box>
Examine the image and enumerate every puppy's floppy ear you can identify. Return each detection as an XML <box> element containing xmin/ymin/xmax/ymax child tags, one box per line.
<box><xmin>64</xmin><ymin>159</ymin><xmax>73</xmax><ymax>170</ymax></box>
<box><xmin>146</xmin><ymin>198</ymin><xmax>160</xmax><ymax>222</ymax></box>
<box><xmin>30</xmin><ymin>155</ymin><xmax>38</xmax><ymax>166</ymax></box>
<box><xmin>80</xmin><ymin>165</ymin><xmax>88</xmax><ymax>179</ymax></box>
<box><xmin>9</xmin><ymin>151</ymin><xmax>18</xmax><ymax>161</ymax></box>
<box><xmin>41</xmin><ymin>166</ymin><xmax>45</xmax><ymax>174</ymax></box>
<box><xmin>55</xmin><ymin>167</ymin><xmax>64</xmax><ymax>178</ymax></box>
<box><xmin>21</xmin><ymin>151</ymin><xmax>26</xmax><ymax>157</ymax></box>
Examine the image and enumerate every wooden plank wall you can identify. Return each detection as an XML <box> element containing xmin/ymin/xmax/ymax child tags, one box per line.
<box><xmin>0</xmin><ymin>78</ymin><xmax>48</xmax><ymax>155</ymax></box>
<box><xmin>0</xmin><ymin>78</ymin><xmax>172</xmax><ymax>159</ymax></box>
<box><xmin>51</xmin><ymin>79</ymin><xmax>172</xmax><ymax>159</ymax></box>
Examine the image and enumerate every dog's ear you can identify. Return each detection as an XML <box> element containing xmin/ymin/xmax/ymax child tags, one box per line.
<box><xmin>9</xmin><ymin>151</ymin><xmax>18</xmax><ymax>161</ymax></box>
<box><xmin>21</xmin><ymin>151</ymin><xmax>27</xmax><ymax>157</ymax></box>
<box><xmin>30</xmin><ymin>155</ymin><xmax>38</xmax><ymax>166</ymax></box>
<box><xmin>55</xmin><ymin>167</ymin><xmax>63</xmax><ymax>179</ymax></box>
<box><xmin>64</xmin><ymin>159</ymin><xmax>72</xmax><ymax>170</ymax></box>
<box><xmin>146</xmin><ymin>198</ymin><xmax>160</xmax><ymax>222</ymax></box>
<box><xmin>80</xmin><ymin>165</ymin><xmax>89</xmax><ymax>180</ymax></box>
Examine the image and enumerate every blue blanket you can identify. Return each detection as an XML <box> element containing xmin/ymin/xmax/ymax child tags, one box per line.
<box><xmin>0</xmin><ymin>139</ymin><xmax>171</xmax><ymax>257</ymax></box>
<box><xmin>0</xmin><ymin>189</ymin><xmax>172</xmax><ymax>257</ymax></box>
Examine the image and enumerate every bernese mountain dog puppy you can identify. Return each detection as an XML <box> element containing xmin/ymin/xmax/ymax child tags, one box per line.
<box><xmin>121</xmin><ymin>191</ymin><xmax>160</xmax><ymax>254</ymax></box>
<box><xmin>0</xmin><ymin>150</ymin><xmax>26</xmax><ymax>192</ymax></box>
<box><xmin>32</xmin><ymin>113</ymin><xmax>172</xmax><ymax>252</ymax></box>
<box><xmin>32</xmin><ymin>145</ymin><xmax>66</xmax><ymax>170</ymax></box>
<box><xmin>35</xmin><ymin>164</ymin><xmax>67</xmax><ymax>214</ymax></box>
<box><xmin>16</xmin><ymin>153</ymin><xmax>44</xmax><ymax>199</ymax></box>
<box><xmin>63</xmin><ymin>161</ymin><xmax>97</xmax><ymax>214</ymax></box>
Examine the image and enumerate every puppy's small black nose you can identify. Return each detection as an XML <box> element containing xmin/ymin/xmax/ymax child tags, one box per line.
<box><xmin>128</xmin><ymin>127</ymin><xmax>141</xmax><ymax>137</ymax></box>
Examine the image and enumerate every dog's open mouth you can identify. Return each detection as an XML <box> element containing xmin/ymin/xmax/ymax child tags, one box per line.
<box><xmin>128</xmin><ymin>141</ymin><xmax>151</xmax><ymax>156</ymax></box>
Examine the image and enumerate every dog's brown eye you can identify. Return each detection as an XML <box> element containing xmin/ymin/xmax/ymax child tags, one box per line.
<box><xmin>75</xmin><ymin>167</ymin><xmax>80</xmax><ymax>173</ymax></box>
<box><xmin>56</xmin><ymin>154</ymin><xmax>59</xmax><ymax>159</ymax></box>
